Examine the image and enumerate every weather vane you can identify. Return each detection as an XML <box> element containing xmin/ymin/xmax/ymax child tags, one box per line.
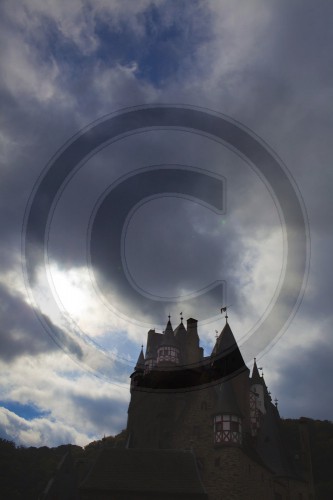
<box><xmin>221</xmin><ymin>305</ymin><xmax>231</xmax><ymax>323</ymax></box>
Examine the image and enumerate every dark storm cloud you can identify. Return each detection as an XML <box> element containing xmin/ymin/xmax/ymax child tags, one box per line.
<box><xmin>36</xmin><ymin>103</ymin><xmax>292</xmax><ymax>333</ymax></box>
<box><xmin>0</xmin><ymin>0</ymin><xmax>332</xmax><ymax>448</ymax></box>
<box><xmin>0</xmin><ymin>282</ymin><xmax>82</xmax><ymax>361</ymax></box>
<box><xmin>0</xmin><ymin>283</ymin><xmax>56</xmax><ymax>360</ymax></box>
<box><xmin>90</xmin><ymin>165</ymin><xmax>228</xmax><ymax>321</ymax></box>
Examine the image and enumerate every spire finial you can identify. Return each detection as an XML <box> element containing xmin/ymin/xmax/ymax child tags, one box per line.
<box><xmin>180</xmin><ymin>312</ymin><xmax>183</xmax><ymax>323</ymax></box>
<box><xmin>221</xmin><ymin>305</ymin><xmax>231</xmax><ymax>323</ymax></box>
<box><xmin>168</xmin><ymin>313</ymin><xmax>171</xmax><ymax>321</ymax></box>
<box><xmin>274</xmin><ymin>398</ymin><xmax>278</xmax><ymax>408</ymax></box>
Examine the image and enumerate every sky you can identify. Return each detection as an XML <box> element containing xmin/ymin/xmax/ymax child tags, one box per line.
<box><xmin>0</xmin><ymin>0</ymin><xmax>332</xmax><ymax>448</ymax></box>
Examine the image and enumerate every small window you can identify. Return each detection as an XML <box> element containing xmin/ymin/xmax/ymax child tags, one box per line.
<box><xmin>144</xmin><ymin>358</ymin><xmax>156</xmax><ymax>373</ymax></box>
<box><xmin>214</xmin><ymin>414</ymin><xmax>242</xmax><ymax>444</ymax></box>
<box><xmin>157</xmin><ymin>346</ymin><xmax>180</xmax><ymax>364</ymax></box>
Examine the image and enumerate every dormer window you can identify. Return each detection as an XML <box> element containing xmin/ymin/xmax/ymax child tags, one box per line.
<box><xmin>214</xmin><ymin>414</ymin><xmax>242</xmax><ymax>445</ymax></box>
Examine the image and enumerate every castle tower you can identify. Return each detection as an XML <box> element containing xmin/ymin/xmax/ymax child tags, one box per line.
<box><xmin>156</xmin><ymin>318</ymin><xmax>181</xmax><ymax>367</ymax></box>
<box><xmin>124</xmin><ymin>316</ymin><xmax>314</xmax><ymax>500</ymax></box>
<box><xmin>77</xmin><ymin>315</ymin><xmax>316</xmax><ymax>500</ymax></box>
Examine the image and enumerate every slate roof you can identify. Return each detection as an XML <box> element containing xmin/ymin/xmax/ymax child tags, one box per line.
<box><xmin>214</xmin><ymin>380</ymin><xmax>242</xmax><ymax>416</ymax></box>
<box><xmin>80</xmin><ymin>448</ymin><xmax>208</xmax><ymax>499</ymax></box>
<box><xmin>251</xmin><ymin>359</ymin><xmax>262</xmax><ymax>384</ymax></box>
<box><xmin>161</xmin><ymin>319</ymin><xmax>178</xmax><ymax>348</ymax></box>
<box><xmin>164</xmin><ymin>319</ymin><xmax>174</xmax><ymax>335</ymax></box>
<box><xmin>135</xmin><ymin>348</ymin><xmax>145</xmax><ymax>370</ymax></box>
<box><xmin>255</xmin><ymin>401</ymin><xmax>296</xmax><ymax>478</ymax></box>
<box><xmin>174</xmin><ymin>321</ymin><xmax>186</xmax><ymax>337</ymax></box>
<box><xmin>212</xmin><ymin>322</ymin><xmax>242</xmax><ymax>357</ymax></box>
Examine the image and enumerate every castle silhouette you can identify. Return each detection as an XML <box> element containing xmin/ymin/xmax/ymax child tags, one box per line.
<box><xmin>78</xmin><ymin>315</ymin><xmax>315</xmax><ymax>500</ymax></box>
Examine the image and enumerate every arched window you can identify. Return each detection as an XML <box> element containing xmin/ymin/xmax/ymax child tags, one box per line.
<box><xmin>214</xmin><ymin>414</ymin><xmax>242</xmax><ymax>445</ymax></box>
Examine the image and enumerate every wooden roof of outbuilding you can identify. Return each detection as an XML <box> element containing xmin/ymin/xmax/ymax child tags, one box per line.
<box><xmin>79</xmin><ymin>448</ymin><xmax>208</xmax><ymax>500</ymax></box>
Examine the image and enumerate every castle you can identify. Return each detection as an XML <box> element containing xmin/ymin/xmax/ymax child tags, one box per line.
<box><xmin>79</xmin><ymin>314</ymin><xmax>315</xmax><ymax>500</ymax></box>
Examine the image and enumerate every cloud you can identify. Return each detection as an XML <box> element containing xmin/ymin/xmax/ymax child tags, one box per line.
<box><xmin>261</xmin><ymin>315</ymin><xmax>333</xmax><ymax>420</ymax></box>
<box><xmin>0</xmin><ymin>407</ymin><xmax>89</xmax><ymax>447</ymax></box>
<box><xmin>0</xmin><ymin>352</ymin><xmax>129</xmax><ymax>446</ymax></box>
<box><xmin>0</xmin><ymin>0</ymin><xmax>332</xmax><ymax>449</ymax></box>
<box><xmin>0</xmin><ymin>282</ymin><xmax>58</xmax><ymax>361</ymax></box>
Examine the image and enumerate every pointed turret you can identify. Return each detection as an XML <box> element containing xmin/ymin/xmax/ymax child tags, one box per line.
<box><xmin>173</xmin><ymin>320</ymin><xmax>187</xmax><ymax>367</ymax></box>
<box><xmin>210</xmin><ymin>322</ymin><xmax>247</xmax><ymax>382</ymax></box>
<box><xmin>174</xmin><ymin>321</ymin><xmax>186</xmax><ymax>337</ymax></box>
<box><xmin>164</xmin><ymin>318</ymin><xmax>173</xmax><ymax>336</ymax></box>
<box><xmin>212</xmin><ymin>322</ymin><xmax>241</xmax><ymax>357</ymax></box>
<box><xmin>251</xmin><ymin>358</ymin><xmax>262</xmax><ymax>384</ymax></box>
<box><xmin>157</xmin><ymin>317</ymin><xmax>180</xmax><ymax>366</ymax></box>
<box><xmin>213</xmin><ymin>380</ymin><xmax>243</xmax><ymax>445</ymax></box>
<box><xmin>135</xmin><ymin>347</ymin><xmax>145</xmax><ymax>371</ymax></box>
<box><xmin>161</xmin><ymin>317</ymin><xmax>178</xmax><ymax>347</ymax></box>
<box><xmin>130</xmin><ymin>347</ymin><xmax>145</xmax><ymax>391</ymax></box>
<box><xmin>251</xmin><ymin>359</ymin><xmax>268</xmax><ymax>393</ymax></box>
<box><xmin>250</xmin><ymin>359</ymin><xmax>267</xmax><ymax>415</ymax></box>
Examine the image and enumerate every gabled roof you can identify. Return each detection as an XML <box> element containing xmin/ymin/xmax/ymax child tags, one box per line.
<box><xmin>80</xmin><ymin>448</ymin><xmax>208</xmax><ymax>499</ymax></box>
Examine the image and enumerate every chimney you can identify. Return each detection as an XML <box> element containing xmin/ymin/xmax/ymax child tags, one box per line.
<box><xmin>186</xmin><ymin>318</ymin><xmax>198</xmax><ymax>337</ymax></box>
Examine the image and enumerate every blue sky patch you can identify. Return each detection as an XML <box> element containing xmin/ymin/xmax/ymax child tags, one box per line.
<box><xmin>0</xmin><ymin>401</ymin><xmax>50</xmax><ymax>421</ymax></box>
